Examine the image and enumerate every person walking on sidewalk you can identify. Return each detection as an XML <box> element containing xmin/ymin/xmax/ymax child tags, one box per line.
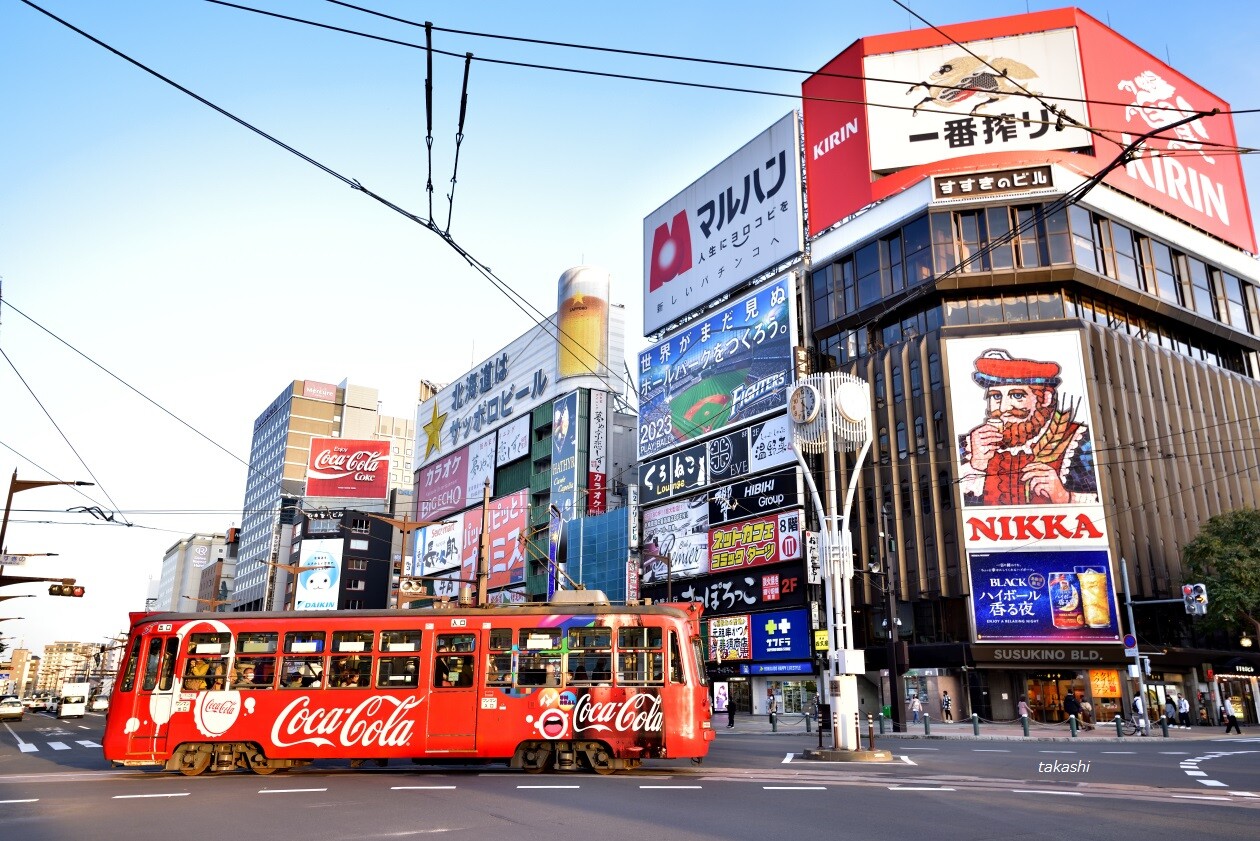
<box><xmin>1063</xmin><ymin>691</ymin><xmax>1082</xmax><ymax>726</ymax></box>
<box><xmin>1017</xmin><ymin>695</ymin><xmax>1030</xmax><ymax>720</ymax></box>
<box><xmin>940</xmin><ymin>690</ymin><xmax>953</xmax><ymax>722</ymax></box>
<box><xmin>1177</xmin><ymin>694</ymin><xmax>1191</xmax><ymax>729</ymax></box>
<box><xmin>909</xmin><ymin>695</ymin><xmax>923</xmax><ymax>724</ymax></box>
<box><xmin>1164</xmin><ymin>697</ymin><xmax>1177</xmax><ymax>727</ymax></box>
<box><xmin>727</xmin><ymin>698</ymin><xmax>736</xmax><ymax>729</ymax></box>
<box><xmin>1223</xmin><ymin>698</ymin><xmax>1243</xmax><ymax>735</ymax></box>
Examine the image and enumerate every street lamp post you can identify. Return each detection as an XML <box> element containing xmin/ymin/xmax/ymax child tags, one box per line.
<box><xmin>879</xmin><ymin>503</ymin><xmax>905</xmax><ymax>732</ymax></box>
<box><xmin>0</xmin><ymin>470</ymin><xmax>94</xmax><ymax>553</ymax></box>
<box><xmin>789</xmin><ymin>373</ymin><xmax>872</xmax><ymax>753</ymax></box>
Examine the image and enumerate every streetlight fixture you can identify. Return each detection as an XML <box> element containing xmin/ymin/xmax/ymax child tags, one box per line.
<box><xmin>788</xmin><ymin>372</ymin><xmax>872</xmax><ymax>753</ymax></box>
<box><xmin>1</xmin><ymin>470</ymin><xmax>94</xmax><ymax>553</ymax></box>
<box><xmin>1241</xmin><ymin>632</ymin><xmax>1254</xmax><ymax>649</ymax></box>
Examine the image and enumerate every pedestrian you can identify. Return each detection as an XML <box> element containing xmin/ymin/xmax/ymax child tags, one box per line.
<box><xmin>1223</xmin><ymin>698</ymin><xmax>1243</xmax><ymax>735</ymax></box>
<box><xmin>940</xmin><ymin>690</ymin><xmax>953</xmax><ymax>722</ymax></box>
<box><xmin>1079</xmin><ymin>698</ymin><xmax>1094</xmax><ymax>730</ymax></box>
<box><xmin>909</xmin><ymin>694</ymin><xmax>922</xmax><ymax>724</ymax></box>
<box><xmin>1177</xmin><ymin>694</ymin><xmax>1191</xmax><ymax>729</ymax></box>
<box><xmin>1164</xmin><ymin>697</ymin><xmax>1177</xmax><ymax>727</ymax></box>
<box><xmin>1063</xmin><ymin>691</ymin><xmax>1082</xmax><ymax>725</ymax></box>
<box><xmin>1017</xmin><ymin>695</ymin><xmax>1030</xmax><ymax>720</ymax></box>
<box><xmin>1132</xmin><ymin>693</ymin><xmax>1145</xmax><ymax>729</ymax></box>
<box><xmin>727</xmin><ymin>697</ymin><xmax>736</xmax><ymax>729</ymax></box>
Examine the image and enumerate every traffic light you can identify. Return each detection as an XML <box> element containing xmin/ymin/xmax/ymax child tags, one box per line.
<box><xmin>47</xmin><ymin>580</ymin><xmax>85</xmax><ymax>597</ymax></box>
<box><xmin>1191</xmin><ymin>583</ymin><xmax>1208</xmax><ymax>615</ymax></box>
<box><xmin>1182</xmin><ymin>584</ymin><xmax>1196</xmax><ymax>614</ymax></box>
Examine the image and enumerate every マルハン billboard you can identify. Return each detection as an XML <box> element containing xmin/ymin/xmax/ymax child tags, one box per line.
<box><xmin>643</xmin><ymin>113</ymin><xmax>803</xmax><ymax>336</ymax></box>
<box><xmin>638</xmin><ymin>276</ymin><xmax>796</xmax><ymax>461</ymax></box>
<box><xmin>305</xmin><ymin>439</ymin><xmax>391</xmax><ymax>499</ymax></box>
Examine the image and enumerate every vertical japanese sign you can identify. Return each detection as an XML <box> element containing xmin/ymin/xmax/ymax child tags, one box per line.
<box><xmin>643</xmin><ymin>112</ymin><xmax>804</xmax><ymax>336</ymax></box>
<box><xmin>587</xmin><ymin>390</ymin><xmax>608</xmax><ymax>515</ymax></box>
<box><xmin>550</xmin><ymin>391</ymin><xmax>583</xmax><ymax>523</ymax></box>
<box><xmin>945</xmin><ymin>330</ymin><xmax>1120</xmax><ymax>644</ymax></box>
<box><xmin>638</xmin><ymin>276</ymin><xmax>796</xmax><ymax>460</ymax></box>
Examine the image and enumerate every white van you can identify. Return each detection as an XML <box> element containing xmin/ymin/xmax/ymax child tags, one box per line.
<box><xmin>56</xmin><ymin>682</ymin><xmax>89</xmax><ymax>718</ymax></box>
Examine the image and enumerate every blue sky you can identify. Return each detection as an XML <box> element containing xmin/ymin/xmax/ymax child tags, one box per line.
<box><xmin>2</xmin><ymin>0</ymin><xmax>1258</xmax><ymax>655</ymax></box>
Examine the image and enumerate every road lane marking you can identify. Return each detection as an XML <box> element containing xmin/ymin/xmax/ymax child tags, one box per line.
<box><xmin>889</xmin><ymin>786</ymin><xmax>955</xmax><ymax>791</ymax></box>
<box><xmin>782</xmin><ymin>753</ymin><xmax>793</xmax><ymax>763</ymax></box>
<box><xmin>1012</xmin><ymin>790</ymin><xmax>1083</xmax><ymax>796</ymax></box>
<box><xmin>1159</xmin><ymin>751</ymin><xmax>1188</xmax><ymax>755</ymax></box>
<box><xmin>640</xmin><ymin>785</ymin><xmax>701</xmax><ymax>789</ymax></box>
<box><xmin>973</xmin><ymin>749</ymin><xmax>1010</xmax><ymax>752</ymax></box>
<box><xmin>77</xmin><ymin>725</ymin><xmax>91</xmax><ymax>730</ymax></box>
<box><xmin>1230</xmin><ymin>792</ymin><xmax>1258</xmax><ymax>797</ymax></box>
<box><xmin>18</xmin><ymin>743</ymin><xmax>37</xmax><ymax>753</ymax></box>
<box><xmin>517</xmin><ymin>785</ymin><xmax>580</xmax><ymax>789</ymax></box>
<box><xmin>1101</xmin><ymin>751</ymin><xmax>1136</xmax><ymax>754</ymax></box>
<box><xmin>392</xmin><ymin>786</ymin><xmax>457</xmax><ymax>790</ymax></box>
<box><xmin>1184</xmin><ymin>771</ymin><xmax>1207</xmax><ymax>776</ymax></box>
<box><xmin>259</xmin><ymin>788</ymin><xmax>328</xmax><ymax>794</ymax></box>
<box><xmin>1172</xmin><ymin>795</ymin><xmax>1229</xmax><ymax>801</ymax></box>
<box><xmin>901</xmin><ymin>747</ymin><xmax>939</xmax><ymax>751</ymax></box>
<box><xmin>899</xmin><ymin>756</ymin><xmax>917</xmax><ymax>765</ymax></box>
<box><xmin>764</xmin><ymin>786</ymin><xmax>826</xmax><ymax>790</ymax></box>
<box><xmin>113</xmin><ymin>793</ymin><xmax>190</xmax><ymax>799</ymax></box>
<box><xmin>47</xmin><ymin>742</ymin><xmax>70</xmax><ymax>751</ymax></box>
<box><xmin>0</xmin><ymin>799</ymin><xmax>39</xmax><ymax>804</ymax></box>
<box><xmin>1198</xmin><ymin>780</ymin><xmax>1228</xmax><ymax>787</ymax></box>
<box><xmin>1037</xmin><ymin>750</ymin><xmax>1077</xmax><ymax>754</ymax></box>
<box><xmin>76</xmin><ymin>740</ymin><xmax>101</xmax><ymax>747</ymax></box>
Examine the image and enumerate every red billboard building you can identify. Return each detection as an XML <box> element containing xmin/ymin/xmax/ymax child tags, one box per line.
<box><xmin>799</xmin><ymin>8</ymin><xmax>1260</xmax><ymax>727</ymax></box>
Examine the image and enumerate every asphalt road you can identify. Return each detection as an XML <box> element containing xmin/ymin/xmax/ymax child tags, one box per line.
<box><xmin>3</xmin><ymin>711</ymin><xmax>1259</xmax><ymax>841</ymax></box>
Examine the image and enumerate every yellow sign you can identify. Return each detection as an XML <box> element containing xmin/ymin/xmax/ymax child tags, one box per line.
<box><xmin>814</xmin><ymin>630</ymin><xmax>829</xmax><ymax>651</ymax></box>
<box><xmin>1089</xmin><ymin>669</ymin><xmax>1121</xmax><ymax>697</ymax></box>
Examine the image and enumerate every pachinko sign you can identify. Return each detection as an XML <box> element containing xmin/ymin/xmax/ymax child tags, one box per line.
<box><xmin>643</xmin><ymin>112</ymin><xmax>803</xmax><ymax>336</ymax></box>
<box><xmin>638</xmin><ymin>276</ymin><xmax>796</xmax><ymax>460</ymax></box>
<box><xmin>305</xmin><ymin>438</ymin><xmax>391</xmax><ymax>499</ymax></box>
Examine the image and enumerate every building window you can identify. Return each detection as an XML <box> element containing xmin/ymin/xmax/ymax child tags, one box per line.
<box><xmin>892</xmin><ymin>366</ymin><xmax>904</xmax><ymax>403</ymax></box>
<box><xmin>349</xmin><ymin>558</ymin><xmax>368</xmax><ymax>571</ymax></box>
<box><xmin>1187</xmin><ymin>258</ymin><xmax>1217</xmax><ymax>318</ymax></box>
<box><xmin>914</xmin><ymin>416</ymin><xmax>927</xmax><ymax>454</ymax></box>
<box><xmin>928</xmin><ymin>354</ymin><xmax>942</xmax><ymax>391</ymax></box>
<box><xmin>955</xmin><ymin>210</ymin><xmax>989</xmax><ymax>272</ymax></box>
<box><xmin>350</xmin><ymin>517</ymin><xmax>370</xmax><ymax>534</ymax></box>
<box><xmin>1220</xmin><ymin>272</ymin><xmax>1250</xmax><ymax>329</ymax></box>
<box><xmin>909</xmin><ymin>360</ymin><xmax>923</xmax><ymax>398</ymax></box>
<box><xmin>896</xmin><ymin>422</ymin><xmax>908</xmax><ymax>461</ymax></box>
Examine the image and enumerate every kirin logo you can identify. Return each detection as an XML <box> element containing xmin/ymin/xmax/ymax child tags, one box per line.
<box><xmin>1118</xmin><ymin>70</ymin><xmax>1213</xmax><ymax>163</ymax></box>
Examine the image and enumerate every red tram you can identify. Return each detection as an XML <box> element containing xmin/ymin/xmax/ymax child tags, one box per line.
<box><xmin>102</xmin><ymin>593</ymin><xmax>713</xmax><ymax>775</ymax></box>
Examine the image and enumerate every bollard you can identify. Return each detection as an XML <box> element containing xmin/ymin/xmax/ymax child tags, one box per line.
<box><xmin>1021</xmin><ymin>715</ymin><xmax>1030</xmax><ymax>737</ymax></box>
<box><xmin>971</xmin><ymin>712</ymin><xmax>980</xmax><ymax>736</ymax></box>
<box><xmin>854</xmin><ymin>712</ymin><xmax>861</xmax><ymax>751</ymax></box>
<box><xmin>867</xmin><ymin>714</ymin><xmax>875</xmax><ymax>751</ymax></box>
<box><xmin>1069</xmin><ymin>714</ymin><xmax>1077</xmax><ymax>738</ymax></box>
<box><xmin>805</xmin><ymin>711</ymin><xmax>812</xmax><ymax>734</ymax></box>
<box><xmin>1160</xmin><ymin>715</ymin><xmax>1169</xmax><ymax>738</ymax></box>
<box><xmin>1115</xmin><ymin>715</ymin><xmax>1123</xmax><ymax>737</ymax></box>
<box><xmin>878</xmin><ymin>713</ymin><xmax>886</xmax><ymax>735</ymax></box>
<box><xmin>924</xmin><ymin>714</ymin><xmax>931</xmax><ymax>736</ymax></box>
<box><xmin>770</xmin><ymin>711</ymin><xmax>777</xmax><ymax>733</ymax></box>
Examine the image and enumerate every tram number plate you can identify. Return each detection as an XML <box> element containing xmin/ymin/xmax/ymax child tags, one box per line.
<box><xmin>174</xmin><ymin>701</ymin><xmax>191</xmax><ymax>712</ymax></box>
<box><xmin>451</xmin><ymin>618</ymin><xmax>467</xmax><ymax>627</ymax></box>
<box><xmin>481</xmin><ymin>698</ymin><xmax>498</xmax><ymax>710</ymax></box>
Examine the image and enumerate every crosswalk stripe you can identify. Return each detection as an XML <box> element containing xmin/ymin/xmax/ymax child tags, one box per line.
<box><xmin>18</xmin><ymin>744</ymin><xmax>37</xmax><ymax>753</ymax></box>
<box><xmin>75</xmin><ymin>740</ymin><xmax>101</xmax><ymax>748</ymax></box>
<box><xmin>47</xmin><ymin>742</ymin><xmax>70</xmax><ymax>751</ymax></box>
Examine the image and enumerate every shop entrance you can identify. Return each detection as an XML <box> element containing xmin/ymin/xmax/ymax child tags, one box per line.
<box><xmin>778</xmin><ymin>680</ymin><xmax>818</xmax><ymax>714</ymax></box>
<box><xmin>1218</xmin><ymin>678</ymin><xmax>1257</xmax><ymax>725</ymax></box>
<box><xmin>1024</xmin><ymin>671</ymin><xmax>1083</xmax><ymax>723</ymax></box>
<box><xmin>728</xmin><ymin>677</ymin><xmax>752</xmax><ymax>714</ymax></box>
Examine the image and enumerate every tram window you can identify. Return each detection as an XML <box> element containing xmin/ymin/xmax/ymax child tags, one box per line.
<box><xmin>233</xmin><ymin>656</ymin><xmax>275</xmax><ymax>689</ymax></box>
<box><xmin>284</xmin><ymin>631</ymin><xmax>326</xmax><ymax>654</ymax></box>
<box><xmin>141</xmin><ymin>638</ymin><xmax>163</xmax><ymax>691</ymax></box>
<box><xmin>377</xmin><ymin>656</ymin><xmax>419</xmax><ymax>688</ymax></box>
<box><xmin>669</xmin><ymin>634</ymin><xmax>684</xmax><ymax>684</ymax></box>
<box><xmin>487</xmin><ymin>652</ymin><xmax>513</xmax><ymax>686</ymax></box>
<box><xmin>158</xmin><ymin>638</ymin><xmax>178</xmax><ymax>692</ymax></box>
<box><xmin>618</xmin><ymin>627</ymin><xmax>663</xmax><ymax>686</ymax></box>
<box><xmin>691</xmin><ymin>638</ymin><xmax>709</xmax><ymax>686</ymax></box>
<box><xmin>567</xmin><ymin>627</ymin><xmax>612</xmax><ymax>685</ymax></box>
<box><xmin>438</xmin><ymin>633</ymin><xmax>476</xmax><ymax>652</ymax></box>
<box><xmin>519</xmin><ymin>628</ymin><xmax>562</xmax><ymax>651</ymax></box>
<box><xmin>183</xmin><ymin>633</ymin><xmax>230</xmax><ymax>691</ymax></box>
<box><xmin>120</xmin><ymin>638</ymin><xmax>142</xmax><ymax>692</ymax></box>
<box><xmin>281</xmin><ymin>656</ymin><xmax>325</xmax><ymax>688</ymax></box>
<box><xmin>333</xmin><ymin>630</ymin><xmax>374</xmax><ymax>652</ymax></box>
<box><xmin>517</xmin><ymin>653</ymin><xmax>562</xmax><ymax>687</ymax></box>
<box><xmin>330</xmin><ymin>655</ymin><xmax>372</xmax><ymax>687</ymax></box>
<box><xmin>237</xmin><ymin>632</ymin><xmax>278</xmax><ymax>654</ymax></box>
<box><xmin>488</xmin><ymin>628</ymin><xmax>513</xmax><ymax>650</ymax></box>
<box><xmin>435</xmin><ymin>653</ymin><xmax>475</xmax><ymax>687</ymax></box>
<box><xmin>379</xmin><ymin>629</ymin><xmax>422</xmax><ymax>652</ymax></box>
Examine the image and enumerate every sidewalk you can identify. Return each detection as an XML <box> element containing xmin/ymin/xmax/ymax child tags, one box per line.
<box><xmin>718</xmin><ymin>712</ymin><xmax>1252</xmax><ymax>742</ymax></box>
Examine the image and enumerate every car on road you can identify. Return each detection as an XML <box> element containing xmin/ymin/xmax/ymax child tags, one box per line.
<box><xmin>89</xmin><ymin>696</ymin><xmax>110</xmax><ymax>712</ymax></box>
<box><xmin>0</xmin><ymin>697</ymin><xmax>25</xmax><ymax>721</ymax></box>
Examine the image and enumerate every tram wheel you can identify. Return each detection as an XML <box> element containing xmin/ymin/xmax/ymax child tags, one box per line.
<box><xmin>177</xmin><ymin>745</ymin><xmax>212</xmax><ymax>777</ymax></box>
<box><xmin>248</xmin><ymin>753</ymin><xmax>279</xmax><ymax>775</ymax></box>
<box><xmin>589</xmin><ymin>748</ymin><xmax>616</xmax><ymax>775</ymax></box>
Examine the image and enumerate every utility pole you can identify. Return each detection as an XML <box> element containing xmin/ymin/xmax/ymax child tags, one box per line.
<box><xmin>882</xmin><ymin>503</ymin><xmax>905</xmax><ymax>732</ymax></box>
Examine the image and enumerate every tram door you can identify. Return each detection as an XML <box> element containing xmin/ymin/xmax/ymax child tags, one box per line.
<box><xmin>128</xmin><ymin>631</ymin><xmax>179</xmax><ymax>756</ymax></box>
<box><xmin>427</xmin><ymin>631</ymin><xmax>480</xmax><ymax>751</ymax></box>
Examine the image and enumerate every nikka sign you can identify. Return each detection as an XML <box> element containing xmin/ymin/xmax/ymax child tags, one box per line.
<box><xmin>306</xmin><ymin>438</ymin><xmax>391</xmax><ymax>499</ymax></box>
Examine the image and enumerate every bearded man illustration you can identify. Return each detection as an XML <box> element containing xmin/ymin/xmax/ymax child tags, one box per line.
<box><xmin>957</xmin><ymin>350</ymin><xmax>1098</xmax><ymax>507</ymax></box>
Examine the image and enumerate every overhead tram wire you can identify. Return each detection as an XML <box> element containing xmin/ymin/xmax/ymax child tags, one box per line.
<box><xmin>21</xmin><ymin>2</ymin><xmax>633</xmax><ymax>409</ymax></box>
<box><xmin>320</xmin><ymin>0</ymin><xmax>1257</xmax><ymax>119</ymax></box>
<box><xmin>446</xmin><ymin>52</ymin><xmax>473</xmax><ymax>236</ymax></box>
<box><xmin>206</xmin><ymin>0</ymin><xmax>1148</xmax><ymax>139</ymax></box>
<box><xmin>0</xmin><ymin>347</ymin><xmax>132</xmax><ymax>527</ymax></box>
<box><xmin>424</xmin><ymin>21</ymin><xmax>435</xmax><ymax>224</ymax></box>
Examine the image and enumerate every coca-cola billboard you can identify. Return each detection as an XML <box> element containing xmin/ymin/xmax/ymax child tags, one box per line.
<box><xmin>306</xmin><ymin>438</ymin><xmax>391</xmax><ymax>499</ymax></box>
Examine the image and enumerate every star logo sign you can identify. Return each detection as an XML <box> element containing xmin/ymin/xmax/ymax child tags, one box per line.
<box><xmin>422</xmin><ymin>402</ymin><xmax>447</xmax><ymax>459</ymax></box>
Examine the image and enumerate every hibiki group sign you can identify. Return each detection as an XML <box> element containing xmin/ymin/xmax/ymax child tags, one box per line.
<box><xmin>638</xmin><ymin>276</ymin><xmax>796</xmax><ymax>460</ymax></box>
<box><xmin>305</xmin><ymin>439</ymin><xmax>391</xmax><ymax>499</ymax></box>
<box><xmin>643</xmin><ymin>112</ymin><xmax>804</xmax><ymax>336</ymax></box>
